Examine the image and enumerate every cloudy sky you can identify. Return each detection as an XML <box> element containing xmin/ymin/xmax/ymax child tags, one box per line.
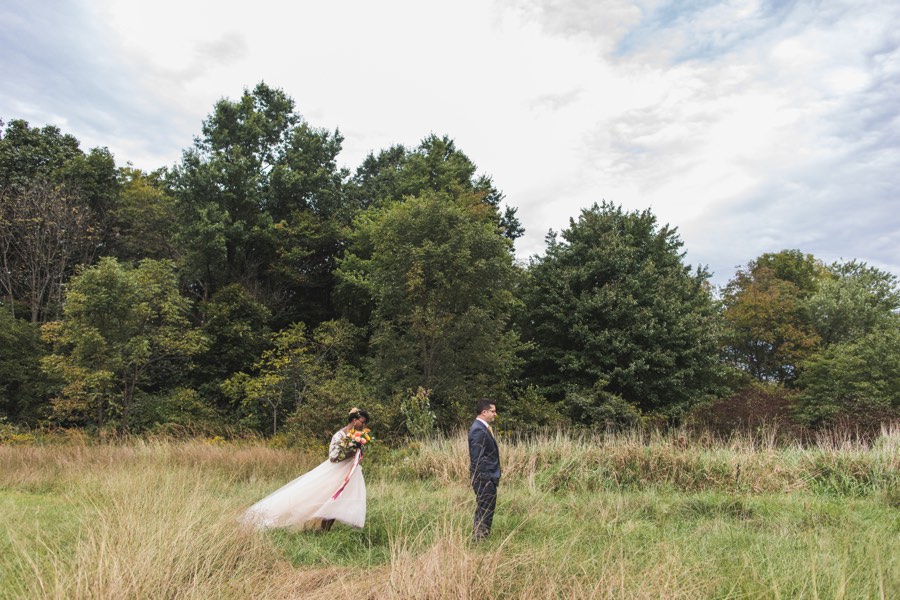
<box><xmin>2</xmin><ymin>0</ymin><xmax>898</xmax><ymax>285</ymax></box>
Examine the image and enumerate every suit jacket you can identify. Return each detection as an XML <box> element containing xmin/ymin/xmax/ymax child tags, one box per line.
<box><xmin>468</xmin><ymin>419</ymin><xmax>501</xmax><ymax>482</ymax></box>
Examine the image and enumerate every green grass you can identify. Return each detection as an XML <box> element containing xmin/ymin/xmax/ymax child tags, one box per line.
<box><xmin>257</xmin><ymin>479</ymin><xmax>898</xmax><ymax>597</ymax></box>
<box><xmin>0</xmin><ymin>428</ymin><xmax>897</xmax><ymax>598</ymax></box>
<box><xmin>0</xmin><ymin>488</ymin><xmax>83</xmax><ymax>595</ymax></box>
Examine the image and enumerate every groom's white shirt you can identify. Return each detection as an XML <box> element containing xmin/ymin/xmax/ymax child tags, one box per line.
<box><xmin>475</xmin><ymin>417</ymin><xmax>491</xmax><ymax>430</ymax></box>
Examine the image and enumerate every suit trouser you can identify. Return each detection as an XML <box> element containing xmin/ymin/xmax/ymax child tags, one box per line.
<box><xmin>472</xmin><ymin>476</ymin><xmax>498</xmax><ymax>538</ymax></box>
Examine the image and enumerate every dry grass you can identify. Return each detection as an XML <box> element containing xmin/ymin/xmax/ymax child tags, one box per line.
<box><xmin>389</xmin><ymin>423</ymin><xmax>900</xmax><ymax>496</ymax></box>
<box><xmin>0</xmin><ymin>442</ymin><xmax>332</xmax><ymax>599</ymax></box>
<box><xmin>1</xmin><ymin>427</ymin><xmax>897</xmax><ymax>599</ymax></box>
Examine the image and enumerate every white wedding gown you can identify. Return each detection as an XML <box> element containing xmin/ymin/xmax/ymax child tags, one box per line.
<box><xmin>242</xmin><ymin>430</ymin><xmax>366</xmax><ymax>529</ymax></box>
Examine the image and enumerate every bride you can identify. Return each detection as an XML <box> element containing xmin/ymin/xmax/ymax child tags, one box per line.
<box><xmin>242</xmin><ymin>408</ymin><xmax>370</xmax><ymax>531</ymax></box>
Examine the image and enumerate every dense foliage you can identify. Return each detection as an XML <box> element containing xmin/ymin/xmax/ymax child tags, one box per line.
<box><xmin>338</xmin><ymin>191</ymin><xmax>520</xmax><ymax>423</ymax></box>
<box><xmin>720</xmin><ymin>250</ymin><xmax>823</xmax><ymax>384</ymax></box>
<box><xmin>520</xmin><ymin>203</ymin><xmax>722</xmax><ymax>425</ymax></box>
<box><xmin>1</xmin><ymin>85</ymin><xmax>897</xmax><ymax>437</ymax></box>
<box><xmin>720</xmin><ymin>251</ymin><xmax>900</xmax><ymax>425</ymax></box>
<box><xmin>41</xmin><ymin>258</ymin><xmax>206</xmax><ymax>430</ymax></box>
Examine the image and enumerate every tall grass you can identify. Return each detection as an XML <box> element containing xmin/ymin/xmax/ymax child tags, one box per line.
<box><xmin>387</xmin><ymin>423</ymin><xmax>900</xmax><ymax>496</ymax></box>
<box><xmin>0</xmin><ymin>442</ymin><xmax>331</xmax><ymax>598</ymax></box>
<box><xmin>1</xmin><ymin>427</ymin><xmax>897</xmax><ymax>599</ymax></box>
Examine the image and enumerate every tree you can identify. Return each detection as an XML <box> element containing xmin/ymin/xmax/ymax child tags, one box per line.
<box><xmin>791</xmin><ymin>260</ymin><xmax>900</xmax><ymax>426</ymax></box>
<box><xmin>107</xmin><ymin>168</ymin><xmax>179</xmax><ymax>263</ymax></box>
<box><xmin>348</xmin><ymin>134</ymin><xmax>523</xmax><ymax>241</ymax></box>
<box><xmin>752</xmin><ymin>249</ymin><xmax>823</xmax><ymax>294</ymax></box>
<box><xmin>0</xmin><ymin>182</ymin><xmax>98</xmax><ymax>322</ymax></box>
<box><xmin>806</xmin><ymin>260</ymin><xmax>900</xmax><ymax>345</ymax></box>
<box><xmin>222</xmin><ymin>319</ymin><xmax>367</xmax><ymax>436</ymax></box>
<box><xmin>0</xmin><ymin>310</ymin><xmax>48</xmax><ymax>423</ymax></box>
<box><xmin>57</xmin><ymin>147</ymin><xmax>119</xmax><ymax>228</ymax></box>
<box><xmin>0</xmin><ymin>119</ymin><xmax>123</xmax><ymax>322</ymax></box>
<box><xmin>721</xmin><ymin>253</ymin><xmax>900</xmax><ymax>427</ymax></box>
<box><xmin>347</xmin><ymin>144</ymin><xmax>407</xmax><ymax>212</ymax></box>
<box><xmin>41</xmin><ymin>258</ymin><xmax>206</xmax><ymax>431</ymax></box>
<box><xmin>0</xmin><ymin>120</ymin><xmax>82</xmax><ymax>192</ymax></box>
<box><xmin>192</xmin><ymin>283</ymin><xmax>272</xmax><ymax>412</ymax></box>
<box><xmin>268</xmin><ymin>210</ymin><xmax>345</xmax><ymax>326</ymax></box>
<box><xmin>720</xmin><ymin>250</ymin><xmax>824</xmax><ymax>384</ymax></box>
<box><xmin>796</xmin><ymin>317</ymin><xmax>900</xmax><ymax>426</ymax></box>
<box><xmin>520</xmin><ymin>202</ymin><xmax>721</xmax><ymax>421</ymax></box>
<box><xmin>0</xmin><ymin>119</ymin><xmax>119</xmax><ymax>241</ymax></box>
<box><xmin>169</xmin><ymin>82</ymin><xmax>348</xmax><ymax>325</ymax></box>
<box><xmin>338</xmin><ymin>191</ymin><xmax>521</xmax><ymax>422</ymax></box>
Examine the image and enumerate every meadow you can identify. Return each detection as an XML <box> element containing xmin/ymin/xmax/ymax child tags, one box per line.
<box><xmin>0</xmin><ymin>427</ymin><xmax>897</xmax><ymax>599</ymax></box>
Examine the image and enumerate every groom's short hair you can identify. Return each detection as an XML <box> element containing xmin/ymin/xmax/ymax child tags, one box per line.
<box><xmin>475</xmin><ymin>398</ymin><xmax>495</xmax><ymax>415</ymax></box>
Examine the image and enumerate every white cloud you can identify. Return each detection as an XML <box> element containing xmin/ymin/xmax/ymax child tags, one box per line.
<box><xmin>2</xmin><ymin>0</ymin><xmax>898</xmax><ymax>284</ymax></box>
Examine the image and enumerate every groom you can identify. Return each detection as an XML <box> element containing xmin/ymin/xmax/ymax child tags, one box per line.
<box><xmin>468</xmin><ymin>398</ymin><xmax>500</xmax><ymax>541</ymax></box>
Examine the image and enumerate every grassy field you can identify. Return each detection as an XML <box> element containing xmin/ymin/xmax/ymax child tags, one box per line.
<box><xmin>0</xmin><ymin>427</ymin><xmax>897</xmax><ymax>599</ymax></box>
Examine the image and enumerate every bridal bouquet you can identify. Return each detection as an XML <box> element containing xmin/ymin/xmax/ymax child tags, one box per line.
<box><xmin>336</xmin><ymin>427</ymin><xmax>373</xmax><ymax>460</ymax></box>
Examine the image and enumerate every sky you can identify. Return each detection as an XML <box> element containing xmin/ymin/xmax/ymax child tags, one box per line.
<box><xmin>1</xmin><ymin>0</ymin><xmax>898</xmax><ymax>285</ymax></box>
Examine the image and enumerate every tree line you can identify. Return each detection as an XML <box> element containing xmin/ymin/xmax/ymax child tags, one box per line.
<box><xmin>1</xmin><ymin>83</ymin><xmax>898</xmax><ymax>439</ymax></box>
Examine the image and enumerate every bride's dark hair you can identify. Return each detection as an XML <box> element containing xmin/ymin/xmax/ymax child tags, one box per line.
<box><xmin>348</xmin><ymin>408</ymin><xmax>370</xmax><ymax>424</ymax></box>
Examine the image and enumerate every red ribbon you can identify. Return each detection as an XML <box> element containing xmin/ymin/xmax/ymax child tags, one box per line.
<box><xmin>330</xmin><ymin>450</ymin><xmax>362</xmax><ymax>500</ymax></box>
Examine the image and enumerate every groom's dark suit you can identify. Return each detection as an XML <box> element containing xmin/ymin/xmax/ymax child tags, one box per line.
<box><xmin>468</xmin><ymin>418</ymin><xmax>500</xmax><ymax>539</ymax></box>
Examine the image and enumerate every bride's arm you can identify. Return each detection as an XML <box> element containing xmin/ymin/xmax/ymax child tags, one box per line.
<box><xmin>329</xmin><ymin>431</ymin><xmax>346</xmax><ymax>462</ymax></box>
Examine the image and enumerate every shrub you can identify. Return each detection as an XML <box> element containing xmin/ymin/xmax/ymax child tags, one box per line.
<box><xmin>400</xmin><ymin>387</ymin><xmax>436</xmax><ymax>439</ymax></box>
<box><xmin>795</xmin><ymin>323</ymin><xmax>900</xmax><ymax>427</ymax></box>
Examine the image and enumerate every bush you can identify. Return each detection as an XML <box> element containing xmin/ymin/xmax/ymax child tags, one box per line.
<box><xmin>0</xmin><ymin>415</ymin><xmax>36</xmax><ymax>445</ymax></box>
<box><xmin>499</xmin><ymin>386</ymin><xmax>565</xmax><ymax>433</ymax></box>
<box><xmin>687</xmin><ymin>383</ymin><xmax>802</xmax><ymax>437</ymax></box>
<box><xmin>140</xmin><ymin>388</ymin><xmax>223</xmax><ymax>435</ymax></box>
<box><xmin>400</xmin><ymin>387</ymin><xmax>436</xmax><ymax>438</ymax></box>
<box><xmin>795</xmin><ymin>323</ymin><xmax>900</xmax><ymax>427</ymax></box>
<box><xmin>566</xmin><ymin>380</ymin><xmax>641</xmax><ymax>430</ymax></box>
